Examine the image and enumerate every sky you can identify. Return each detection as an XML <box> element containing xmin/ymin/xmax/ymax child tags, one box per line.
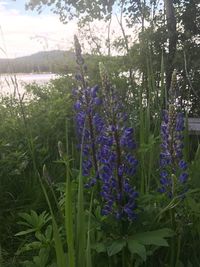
<box><xmin>0</xmin><ymin>0</ymin><xmax>79</xmax><ymax>58</ymax></box>
<box><xmin>0</xmin><ymin>0</ymin><xmax>137</xmax><ymax>59</ymax></box>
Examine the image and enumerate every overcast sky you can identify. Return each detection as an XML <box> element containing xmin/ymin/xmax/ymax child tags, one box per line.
<box><xmin>0</xmin><ymin>0</ymin><xmax>79</xmax><ymax>58</ymax></box>
<box><xmin>0</xmin><ymin>0</ymin><xmax>137</xmax><ymax>59</ymax></box>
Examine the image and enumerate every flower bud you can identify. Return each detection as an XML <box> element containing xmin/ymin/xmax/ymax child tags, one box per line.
<box><xmin>99</xmin><ymin>62</ymin><xmax>109</xmax><ymax>88</ymax></box>
<box><xmin>74</xmin><ymin>35</ymin><xmax>84</xmax><ymax>65</ymax></box>
<box><xmin>43</xmin><ymin>164</ymin><xmax>52</xmax><ymax>185</ymax></box>
<box><xmin>169</xmin><ymin>69</ymin><xmax>177</xmax><ymax>104</ymax></box>
<box><xmin>58</xmin><ymin>141</ymin><xmax>64</xmax><ymax>158</ymax></box>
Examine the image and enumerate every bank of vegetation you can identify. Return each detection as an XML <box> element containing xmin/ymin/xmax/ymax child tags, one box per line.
<box><xmin>0</xmin><ymin>0</ymin><xmax>200</xmax><ymax>266</ymax></box>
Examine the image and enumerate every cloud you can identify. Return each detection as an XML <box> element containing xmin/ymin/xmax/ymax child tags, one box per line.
<box><xmin>0</xmin><ymin>2</ymin><xmax>78</xmax><ymax>58</ymax></box>
<box><xmin>0</xmin><ymin>1</ymin><xmax>139</xmax><ymax>58</ymax></box>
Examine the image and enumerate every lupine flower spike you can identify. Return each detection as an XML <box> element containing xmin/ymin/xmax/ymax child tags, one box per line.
<box><xmin>98</xmin><ymin>62</ymin><xmax>138</xmax><ymax>221</ymax></box>
<box><xmin>159</xmin><ymin>70</ymin><xmax>188</xmax><ymax>198</ymax></box>
<box><xmin>73</xmin><ymin>38</ymin><xmax>138</xmax><ymax>221</ymax></box>
<box><xmin>73</xmin><ymin>35</ymin><xmax>103</xmax><ymax>187</ymax></box>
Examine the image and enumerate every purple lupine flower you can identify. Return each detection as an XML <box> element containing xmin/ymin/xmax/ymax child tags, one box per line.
<box><xmin>97</xmin><ymin>62</ymin><xmax>138</xmax><ymax>221</ymax></box>
<box><xmin>176</xmin><ymin>113</ymin><xmax>184</xmax><ymax>131</ymax></box>
<box><xmin>179</xmin><ymin>173</ymin><xmax>188</xmax><ymax>183</ymax></box>
<box><xmin>74</xmin><ymin>86</ymin><xmax>104</xmax><ymax>184</ymax></box>
<box><xmin>159</xmin><ymin>71</ymin><xmax>188</xmax><ymax>198</ymax></box>
<box><xmin>73</xmin><ymin>38</ymin><xmax>138</xmax><ymax>222</ymax></box>
<box><xmin>179</xmin><ymin>160</ymin><xmax>187</xmax><ymax>170</ymax></box>
<box><xmin>159</xmin><ymin>107</ymin><xmax>188</xmax><ymax>197</ymax></box>
<box><xmin>73</xmin><ymin>36</ymin><xmax>104</xmax><ymax>186</ymax></box>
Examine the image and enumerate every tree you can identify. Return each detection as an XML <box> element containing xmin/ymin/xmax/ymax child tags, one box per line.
<box><xmin>164</xmin><ymin>0</ymin><xmax>177</xmax><ymax>92</ymax></box>
<box><xmin>26</xmin><ymin>0</ymin><xmax>200</xmax><ymax>115</ymax></box>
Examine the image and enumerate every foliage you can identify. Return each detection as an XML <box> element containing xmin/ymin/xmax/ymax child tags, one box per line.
<box><xmin>26</xmin><ymin>0</ymin><xmax>200</xmax><ymax>115</ymax></box>
<box><xmin>0</xmin><ymin>1</ymin><xmax>200</xmax><ymax>266</ymax></box>
<box><xmin>0</xmin><ymin>75</ymin><xmax>74</xmax><ymax>264</ymax></box>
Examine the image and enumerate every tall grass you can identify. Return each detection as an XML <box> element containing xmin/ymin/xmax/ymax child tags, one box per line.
<box><xmin>38</xmin><ymin>121</ymin><xmax>87</xmax><ymax>267</ymax></box>
<box><xmin>137</xmin><ymin>48</ymin><xmax>165</xmax><ymax>194</ymax></box>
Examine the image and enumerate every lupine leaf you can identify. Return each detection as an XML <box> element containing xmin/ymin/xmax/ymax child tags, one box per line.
<box><xmin>107</xmin><ymin>240</ymin><xmax>126</xmax><ymax>256</ymax></box>
<box><xmin>133</xmin><ymin>228</ymin><xmax>174</xmax><ymax>247</ymax></box>
<box><xmin>128</xmin><ymin>239</ymin><xmax>146</xmax><ymax>261</ymax></box>
<box><xmin>93</xmin><ymin>243</ymin><xmax>107</xmax><ymax>253</ymax></box>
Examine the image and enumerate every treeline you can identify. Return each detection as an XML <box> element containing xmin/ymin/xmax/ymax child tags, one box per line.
<box><xmin>0</xmin><ymin>50</ymin><xmax>121</xmax><ymax>76</ymax></box>
<box><xmin>0</xmin><ymin>50</ymin><xmax>77</xmax><ymax>74</ymax></box>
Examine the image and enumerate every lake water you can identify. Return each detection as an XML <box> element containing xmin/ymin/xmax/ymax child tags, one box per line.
<box><xmin>0</xmin><ymin>73</ymin><xmax>59</xmax><ymax>95</ymax></box>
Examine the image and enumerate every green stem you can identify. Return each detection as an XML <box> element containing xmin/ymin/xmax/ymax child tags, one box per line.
<box><xmin>65</xmin><ymin>119</ymin><xmax>75</xmax><ymax>267</ymax></box>
<box><xmin>170</xmin><ymin>209</ymin><xmax>176</xmax><ymax>267</ymax></box>
<box><xmin>65</xmin><ymin>160</ymin><xmax>75</xmax><ymax>267</ymax></box>
<box><xmin>86</xmin><ymin>190</ymin><xmax>94</xmax><ymax>267</ymax></box>
<box><xmin>175</xmin><ymin>234</ymin><xmax>181</xmax><ymax>267</ymax></box>
<box><xmin>39</xmin><ymin>176</ymin><xmax>66</xmax><ymax>267</ymax></box>
<box><xmin>122</xmin><ymin>247</ymin><xmax>126</xmax><ymax>267</ymax></box>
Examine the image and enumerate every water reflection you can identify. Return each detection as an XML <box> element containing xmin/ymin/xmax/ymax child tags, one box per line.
<box><xmin>0</xmin><ymin>73</ymin><xmax>59</xmax><ymax>95</ymax></box>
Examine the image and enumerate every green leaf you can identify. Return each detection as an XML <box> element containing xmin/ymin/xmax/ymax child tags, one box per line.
<box><xmin>45</xmin><ymin>225</ymin><xmax>53</xmax><ymax>240</ymax></box>
<box><xmin>18</xmin><ymin>212</ymin><xmax>32</xmax><ymax>226</ymax></box>
<box><xmin>39</xmin><ymin>177</ymin><xmax>66</xmax><ymax>267</ymax></box>
<box><xmin>28</xmin><ymin>241</ymin><xmax>42</xmax><ymax>249</ymax></box>
<box><xmin>16</xmin><ymin>241</ymin><xmax>42</xmax><ymax>255</ymax></box>
<box><xmin>31</xmin><ymin>210</ymin><xmax>40</xmax><ymax>227</ymax></box>
<box><xmin>128</xmin><ymin>239</ymin><xmax>146</xmax><ymax>261</ymax></box>
<box><xmin>17</xmin><ymin>221</ymin><xmax>33</xmax><ymax>227</ymax></box>
<box><xmin>133</xmin><ymin>228</ymin><xmax>174</xmax><ymax>247</ymax></box>
<box><xmin>76</xmin><ymin>172</ymin><xmax>86</xmax><ymax>267</ymax></box>
<box><xmin>187</xmin><ymin>197</ymin><xmax>200</xmax><ymax>215</ymax></box>
<box><xmin>64</xmin><ymin>151</ymin><xmax>75</xmax><ymax>267</ymax></box>
<box><xmin>35</xmin><ymin>231</ymin><xmax>45</xmax><ymax>242</ymax></box>
<box><xmin>15</xmin><ymin>228</ymin><xmax>36</xmax><ymax>236</ymax></box>
<box><xmin>107</xmin><ymin>240</ymin><xmax>126</xmax><ymax>256</ymax></box>
<box><xmin>153</xmin><ymin>228</ymin><xmax>174</xmax><ymax>237</ymax></box>
<box><xmin>93</xmin><ymin>242</ymin><xmax>107</xmax><ymax>253</ymax></box>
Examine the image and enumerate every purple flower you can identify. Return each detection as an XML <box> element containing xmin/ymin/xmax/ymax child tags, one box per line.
<box><xmin>73</xmin><ymin>51</ymin><xmax>139</xmax><ymax>221</ymax></box>
<box><xmin>159</xmin><ymin>105</ymin><xmax>188</xmax><ymax>198</ymax></box>
<box><xmin>73</xmin><ymin>37</ymin><xmax>104</xmax><ymax>184</ymax></box>
<box><xmin>74</xmin><ymin>100</ymin><xmax>81</xmax><ymax>111</ymax></box>
<box><xmin>176</xmin><ymin>113</ymin><xmax>184</xmax><ymax>131</ymax></box>
<box><xmin>162</xmin><ymin>110</ymin><xmax>169</xmax><ymax>124</ymax></box>
<box><xmin>160</xmin><ymin>170</ymin><xmax>168</xmax><ymax>178</ymax></box>
<box><xmin>179</xmin><ymin>160</ymin><xmax>187</xmax><ymax>170</ymax></box>
<box><xmin>91</xmin><ymin>85</ymin><xmax>99</xmax><ymax>97</ymax></box>
<box><xmin>179</xmin><ymin>173</ymin><xmax>188</xmax><ymax>183</ymax></box>
<box><xmin>96</xmin><ymin>63</ymin><xmax>139</xmax><ymax>221</ymax></box>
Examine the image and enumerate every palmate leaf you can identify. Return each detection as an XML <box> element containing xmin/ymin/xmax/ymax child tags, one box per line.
<box><xmin>17</xmin><ymin>210</ymin><xmax>51</xmax><ymax>230</ymax></box>
<box><xmin>107</xmin><ymin>240</ymin><xmax>126</xmax><ymax>256</ymax></box>
<box><xmin>92</xmin><ymin>228</ymin><xmax>173</xmax><ymax>262</ymax></box>
<box><xmin>92</xmin><ymin>242</ymin><xmax>107</xmax><ymax>253</ymax></box>
<box><xmin>128</xmin><ymin>228</ymin><xmax>174</xmax><ymax>261</ymax></box>
<box><xmin>133</xmin><ymin>228</ymin><xmax>174</xmax><ymax>247</ymax></box>
<box><xmin>127</xmin><ymin>240</ymin><xmax>146</xmax><ymax>261</ymax></box>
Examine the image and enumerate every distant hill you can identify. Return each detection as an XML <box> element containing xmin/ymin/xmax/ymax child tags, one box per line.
<box><xmin>0</xmin><ymin>51</ymin><xmax>122</xmax><ymax>81</ymax></box>
<box><xmin>0</xmin><ymin>50</ymin><xmax>77</xmax><ymax>74</ymax></box>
